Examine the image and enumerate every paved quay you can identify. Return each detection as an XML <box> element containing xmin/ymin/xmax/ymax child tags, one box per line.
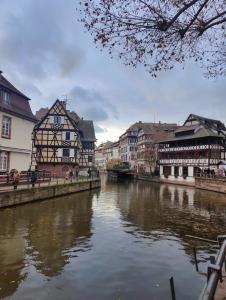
<box><xmin>0</xmin><ymin>177</ymin><xmax>97</xmax><ymax>192</ymax></box>
<box><xmin>0</xmin><ymin>177</ymin><xmax>101</xmax><ymax>208</ymax></box>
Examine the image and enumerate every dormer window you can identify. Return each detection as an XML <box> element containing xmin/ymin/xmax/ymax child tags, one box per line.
<box><xmin>1</xmin><ymin>91</ymin><xmax>11</xmax><ymax>105</ymax></box>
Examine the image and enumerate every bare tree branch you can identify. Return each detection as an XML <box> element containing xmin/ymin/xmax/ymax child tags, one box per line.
<box><xmin>78</xmin><ymin>0</ymin><xmax>226</xmax><ymax>78</ymax></box>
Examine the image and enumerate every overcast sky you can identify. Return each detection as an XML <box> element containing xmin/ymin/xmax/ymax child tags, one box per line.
<box><xmin>0</xmin><ymin>0</ymin><xmax>225</xmax><ymax>144</ymax></box>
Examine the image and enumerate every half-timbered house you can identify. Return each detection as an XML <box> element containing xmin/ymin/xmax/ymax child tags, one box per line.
<box><xmin>158</xmin><ymin>114</ymin><xmax>226</xmax><ymax>184</ymax></box>
<box><xmin>32</xmin><ymin>100</ymin><xmax>96</xmax><ymax>177</ymax></box>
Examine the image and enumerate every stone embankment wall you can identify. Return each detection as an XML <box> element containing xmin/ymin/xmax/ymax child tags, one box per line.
<box><xmin>195</xmin><ymin>177</ymin><xmax>226</xmax><ymax>194</ymax></box>
<box><xmin>136</xmin><ymin>174</ymin><xmax>226</xmax><ymax>194</ymax></box>
<box><xmin>0</xmin><ymin>179</ymin><xmax>101</xmax><ymax>209</ymax></box>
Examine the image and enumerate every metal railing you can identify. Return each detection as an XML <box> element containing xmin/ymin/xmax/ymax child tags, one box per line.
<box><xmin>199</xmin><ymin>235</ymin><xmax>226</xmax><ymax>300</ymax></box>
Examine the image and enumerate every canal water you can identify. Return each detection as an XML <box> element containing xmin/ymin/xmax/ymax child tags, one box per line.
<box><xmin>1</xmin><ymin>176</ymin><xmax>226</xmax><ymax>300</ymax></box>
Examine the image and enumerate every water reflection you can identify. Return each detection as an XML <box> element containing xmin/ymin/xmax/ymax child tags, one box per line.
<box><xmin>0</xmin><ymin>177</ymin><xmax>226</xmax><ymax>300</ymax></box>
<box><xmin>0</xmin><ymin>191</ymin><xmax>95</xmax><ymax>299</ymax></box>
<box><xmin>116</xmin><ymin>180</ymin><xmax>226</xmax><ymax>240</ymax></box>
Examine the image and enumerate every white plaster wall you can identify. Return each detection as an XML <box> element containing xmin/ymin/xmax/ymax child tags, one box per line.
<box><xmin>10</xmin><ymin>152</ymin><xmax>31</xmax><ymax>171</ymax></box>
<box><xmin>160</xmin><ymin>165</ymin><xmax>163</xmax><ymax>175</ymax></box>
<box><xmin>188</xmin><ymin>166</ymin><xmax>194</xmax><ymax>177</ymax></box>
<box><xmin>179</xmin><ymin>166</ymin><xmax>183</xmax><ymax>176</ymax></box>
<box><xmin>171</xmin><ymin>166</ymin><xmax>174</xmax><ymax>176</ymax></box>
<box><xmin>0</xmin><ymin>112</ymin><xmax>34</xmax><ymax>151</ymax></box>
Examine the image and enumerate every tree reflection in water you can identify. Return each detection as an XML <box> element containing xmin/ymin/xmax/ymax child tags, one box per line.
<box><xmin>0</xmin><ymin>177</ymin><xmax>226</xmax><ymax>300</ymax></box>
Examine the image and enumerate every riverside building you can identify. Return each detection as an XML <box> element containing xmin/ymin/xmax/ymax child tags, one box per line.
<box><xmin>158</xmin><ymin>114</ymin><xmax>226</xmax><ymax>184</ymax></box>
<box><xmin>32</xmin><ymin>99</ymin><xmax>96</xmax><ymax>177</ymax></box>
<box><xmin>0</xmin><ymin>71</ymin><xmax>36</xmax><ymax>172</ymax></box>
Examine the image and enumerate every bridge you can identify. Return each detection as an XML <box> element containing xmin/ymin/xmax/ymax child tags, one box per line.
<box><xmin>106</xmin><ymin>168</ymin><xmax>135</xmax><ymax>179</ymax></box>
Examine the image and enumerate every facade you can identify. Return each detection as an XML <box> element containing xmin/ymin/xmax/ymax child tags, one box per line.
<box><xmin>119</xmin><ymin>122</ymin><xmax>142</xmax><ymax>169</ymax></box>
<box><xmin>119</xmin><ymin>121</ymin><xmax>177</xmax><ymax>170</ymax></box>
<box><xmin>158</xmin><ymin>114</ymin><xmax>226</xmax><ymax>184</ymax></box>
<box><xmin>105</xmin><ymin>141</ymin><xmax>120</xmax><ymax>169</ymax></box>
<box><xmin>0</xmin><ymin>71</ymin><xmax>36</xmax><ymax>172</ymax></box>
<box><xmin>32</xmin><ymin>100</ymin><xmax>96</xmax><ymax>177</ymax></box>
<box><xmin>95</xmin><ymin>141</ymin><xmax>116</xmax><ymax>169</ymax></box>
<box><xmin>136</xmin><ymin>123</ymin><xmax>177</xmax><ymax>174</ymax></box>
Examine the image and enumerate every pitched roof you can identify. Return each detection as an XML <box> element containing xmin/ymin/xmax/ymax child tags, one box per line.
<box><xmin>35</xmin><ymin>107</ymin><xmax>49</xmax><ymax>120</ymax></box>
<box><xmin>35</xmin><ymin>100</ymin><xmax>96</xmax><ymax>141</ymax></box>
<box><xmin>159</xmin><ymin>114</ymin><xmax>226</xmax><ymax>143</ymax></box>
<box><xmin>120</xmin><ymin>121</ymin><xmax>177</xmax><ymax>138</ymax></box>
<box><xmin>77</xmin><ymin>119</ymin><xmax>96</xmax><ymax>141</ymax></box>
<box><xmin>0</xmin><ymin>73</ymin><xmax>30</xmax><ymax>100</ymax></box>
<box><xmin>184</xmin><ymin>114</ymin><xmax>225</xmax><ymax>127</ymax></box>
<box><xmin>0</xmin><ymin>73</ymin><xmax>36</xmax><ymax>122</ymax></box>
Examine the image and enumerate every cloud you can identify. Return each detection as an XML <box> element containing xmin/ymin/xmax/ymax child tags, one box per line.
<box><xmin>0</xmin><ymin>0</ymin><xmax>225</xmax><ymax>145</ymax></box>
<box><xmin>94</xmin><ymin>125</ymin><xmax>107</xmax><ymax>133</ymax></box>
<box><xmin>0</xmin><ymin>0</ymin><xmax>84</xmax><ymax>79</ymax></box>
<box><xmin>70</xmin><ymin>85</ymin><xmax>118</xmax><ymax>122</ymax></box>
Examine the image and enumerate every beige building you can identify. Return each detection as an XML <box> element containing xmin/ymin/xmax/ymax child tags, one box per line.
<box><xmin>0</xmin><ymin>72</ymin><xmax>36</xmax><ymax>172</ymax></box>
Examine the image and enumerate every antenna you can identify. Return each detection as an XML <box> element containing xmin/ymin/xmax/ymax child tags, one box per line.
<box><xmin>61</xmin><ymin>94</ymin><xmax>72</xmax><ymax>109</ymax></box>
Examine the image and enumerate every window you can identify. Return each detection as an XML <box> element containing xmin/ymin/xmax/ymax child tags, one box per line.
<box><xmin>54</xmin><ymin>116</ymin><xmax>61</xmax><ymax>124</ymax></box>
<box><xmin>2</xmin><ymin>116</ymin><xmax>11</xmax><ymax>138</ymax></box>
<box><xmin>88</xmin><ymin>155</ymin><xmax>93</xmax><ymax>162</ymax></box>
<box><xmin>0</xmin><ymin>152</ymin><xmax>8</xmax><ymax>171</ymax></box>
<box><xmin>62</xmin><ymin>148</ymin><xmax>70</xmax><ymax>157</ymax></box>
<box><xmin>65</xmin><ymin>132</ymin><xmax>70</xmax><ymax>140</ymax></box>
<box><xmin>1</xmin><ymin>91</ymin><xmax>11</xmax><ymax>105</ymax></box>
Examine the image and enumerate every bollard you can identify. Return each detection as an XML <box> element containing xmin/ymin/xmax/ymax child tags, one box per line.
<box><xmin>193</xmin><ymin>247</ymin><xmax>199</xmax><ymax>272</ymax></box>
<box><xmin>170</xmin><ymin>277</ymin><xmax>176</xmax><ymax>300</ymax></box>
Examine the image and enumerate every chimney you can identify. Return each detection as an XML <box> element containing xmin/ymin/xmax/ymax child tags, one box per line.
<box><xmin>0</xmin><ymin>70</ymin><xmax>3</xmax><ymax>80</ymax></box>
<box><xmin>61</xmin><ymin>100</ymin><xmax>67</xmax><ymax>109</ymax></box>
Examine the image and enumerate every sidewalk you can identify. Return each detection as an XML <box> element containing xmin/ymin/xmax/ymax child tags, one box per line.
<box><xmin>0</xmin><ymin>177</ymin><xmax>98</xmax><ymax>193</ymax></box>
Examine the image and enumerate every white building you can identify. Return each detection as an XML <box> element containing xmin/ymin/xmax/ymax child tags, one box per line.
<box><xmin>158</xmin><ymin>114</ymin><xmax>226</xmax><ymax>185</ymax></box>
<box><xmin>0</xmin><ymin>72</ymin><xmax>36</xmax><ymax>172</ymax></box>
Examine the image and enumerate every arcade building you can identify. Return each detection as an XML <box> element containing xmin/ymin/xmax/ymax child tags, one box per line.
<box><xmin>158</xmin><ymin>114</ymin><xmax>226</xmax><ymax>184</ymax></box>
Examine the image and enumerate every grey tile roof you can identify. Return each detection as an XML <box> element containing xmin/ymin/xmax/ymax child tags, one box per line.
<box><xmin>77</xmin><ymin>119</ymin><xmax>96</xmax><ymax>142</ymax></box>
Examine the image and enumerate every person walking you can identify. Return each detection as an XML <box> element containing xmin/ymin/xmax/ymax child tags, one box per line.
<box><xmin>12</xmin><ymin>170</ymin><xmax>20</xmax><ymax>190</ymax></box>
<box><xmin>30</xmin><ymin>168</ymin><xmax>38</xmax><ymax>188</ymax></box>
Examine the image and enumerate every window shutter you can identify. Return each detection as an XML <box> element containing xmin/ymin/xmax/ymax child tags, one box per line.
<box><xmin>58</xmin><ymin>148</ymin><xmax>62</xmax><ymax>157</ymax></box>
<box><xmin>70</xmin><ymin>149</ymin><xmax>74</xmax><ymax>157</ymax></box>
<box><xmin>62</xmin><ymin>132</ymin><xmax>66</xmax><ymax>140</ymax></box>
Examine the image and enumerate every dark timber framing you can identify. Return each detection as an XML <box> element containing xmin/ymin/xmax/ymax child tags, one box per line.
<box><xmin>32</xmin><ymin>100</ymin><xmax>96</xmax><ymax>176</ymax></box>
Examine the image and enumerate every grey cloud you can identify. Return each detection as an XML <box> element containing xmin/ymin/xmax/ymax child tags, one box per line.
<box><xmin>0</xmin><ymin>0</ymin><xmax>84</xmax><ymax>79</ymax></box>
<box><xmin>94</xmin><ymin>125</ymin><xmax>107</xmax><ymax>133</ymax></box>
<box><xmin>70</xmin><ymin>85</ymin><xmax>118</xmax><ymax>122</ymax></box>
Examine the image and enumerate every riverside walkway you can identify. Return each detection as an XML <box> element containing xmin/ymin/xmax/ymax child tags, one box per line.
<box><xmin>0</xmin><ymin>176</ymin><xmax>98</xmax><ymax>192</ymax></box>
<box><xmin>0</xmin><ymin>176</ymin><xmax>101</xmax><ymax>209</ymax></box>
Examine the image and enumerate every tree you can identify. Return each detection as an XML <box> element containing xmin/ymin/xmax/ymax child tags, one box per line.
<box><xmin>78</xmin><ymin>0</ymin><xmax>226</xmax><ymax>77</ymax></box>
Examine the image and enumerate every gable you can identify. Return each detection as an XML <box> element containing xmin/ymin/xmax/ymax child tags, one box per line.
<box><xmin>34</xmin><ymin>100</ymin><xmax>78</xmax><ymax>131</ymax></box>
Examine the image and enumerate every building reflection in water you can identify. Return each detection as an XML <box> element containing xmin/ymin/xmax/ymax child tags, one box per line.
<box><xmin>116</xmin><ymin>180</ymin><xmax>226</xmax><ymax>252</ymax></box>
<box><xmin>0</xmin><ymin>190</ymin><xmax>95</xmax><ymax>299</ymax></box>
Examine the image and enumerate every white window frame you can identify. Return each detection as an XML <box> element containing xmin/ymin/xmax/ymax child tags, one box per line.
<box><xmin>1</xmin><ymin>91</ymin><xmax>11</xmax><ymax>105</ymax></box>
<box><xmin>2</xmin><ymin>115</ymin><xmax>11</xmax><ymax>138</ymax></box>
<box><xmin>54</xmin><ymin>115</ymin><xmax>61</xmax><ymax>124</ymax></box>
<box><xmin>0</xmin><ymin>152</ymin><xmax>8</xmax><ymax>171</ymax></box>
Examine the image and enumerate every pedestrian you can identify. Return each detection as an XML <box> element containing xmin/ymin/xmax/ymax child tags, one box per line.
<box><xmin>69</xmin><ymin>169</ymin><xmax>73</xmax><ymax>182</ymax></box>
<box><xmin>76</xmin><ymin>169</ymin><xmax>79</xmax><ymax>180</ymax></box>
<box><xmin>12</xmin><ymin>170</ymin><xmax>20</xmax><ymax>190</ymax></box>
<box><xmin>30</xmin><ymin>168</ymin><xmax>38</xmax><ymax>188</ymax></box>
